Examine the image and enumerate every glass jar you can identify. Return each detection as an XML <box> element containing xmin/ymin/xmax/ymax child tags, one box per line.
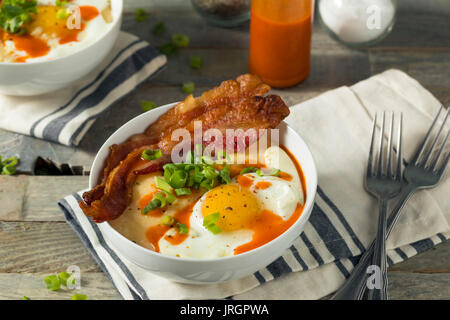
<box><xmin>191</xmin><ymin>0</ymin><xmax>251</xmax><ymax>28</ymax></box>
<box><xmin>318</xmin><ymin>0</ymin><xmax>397</xmax><ymax>48</ymax></box>
<box><xmin>249</xmin><ymin>0</ymin><xmax>314</xmax><ymax>88</ymax></box>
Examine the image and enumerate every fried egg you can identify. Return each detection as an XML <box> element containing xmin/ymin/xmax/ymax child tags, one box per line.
<box><xmin>158</xmin><ymin>146</ymin><xmax>305</xmax><ymax>259</ymax></box>
<box><xmin>0</xmin><ymin>0</ymin><xmax>113</xmax><ymax>63</ymax></box>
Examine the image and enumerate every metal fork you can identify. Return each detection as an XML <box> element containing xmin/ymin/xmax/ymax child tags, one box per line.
<box><xmin>364</xmin><ymin>111</ymin><xmax>403</xmax><ymax>299</ymax></box>
<box><xmin>333</xmin><ymin>106</ymin><xmax>450</xmax><ymax>300</ymax></box>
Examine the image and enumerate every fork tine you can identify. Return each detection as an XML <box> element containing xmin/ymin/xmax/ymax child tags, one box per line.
<box><xmin>386</xmin><ymin>112</ymin><xmax>394</xmax><ymax>177</ymax></box>
<box><xmin>437</xmin><ymin>151</ymin><xmax>450</xmax><ymax>176</ymax></box>
<box><xmin>432</xmin><ymin>126</ymin><xmax>450</xmax><ymax>172</ymax></box>
<box><xmin>411</xmin><ymin>106</ymin><xmax>443</xmax><ymax>165</ymax></box>
<box><xmin>367</xmin><ymin>113</ymin><xmax>378</xmax><ymax>176</ymax></box>
<box><xmin>396</xmin><ymin>113</ymin><xmax>403</xmax><ymax>180</ymax></box>
<box><xmin>421</xmin><ymin>108</ymin><xmax>449</xmax><ymax>167</ymax></box>
<box><xmin>377</xmin><ymin>111</ymin><xmax>386</xmax><ymax>176</ymax></box>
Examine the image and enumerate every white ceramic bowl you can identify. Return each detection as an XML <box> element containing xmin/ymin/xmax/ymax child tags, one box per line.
<box><xmin>92</xmin><ymin>103</ymin><xmax>318</xmax><ymax>284</ymax></box>
<box><xmin>0</xmin><ymin>0</ymin><xmax>123</xmax><ymax>96</ymax></box>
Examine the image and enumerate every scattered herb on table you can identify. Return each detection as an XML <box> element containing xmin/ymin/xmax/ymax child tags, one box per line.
<box><xmin>182</xmin><ymin>81</ymin><xmax>195</xmax><ymax>94</ymax></box>
<box><xmin>159</xmin><ymin>42</ymin><xmax>176</xmax><ymax>55</ymax></box>
<box><xmin>141</xmin><ymin>100</ymin><xmax>157</xmax><ymax>112</ymax></box>
<box><xmin>0</xmin><ymin>156</ymin><xmax>19</xmax><ymax>175</ymax></box>
<box><xmin>152</xmin><ymin>21</ymin><xmax>165</xmax><ymax>35</ymax></box>
<box><xmin>22</xmin><ymin>296</ymin><xmax>30</xmax><ymax>300</ymax></box>
<box><xmin>135</xmin><ymin>8</ymin><xmax>147</xmax><ymax>22</ymax></box>
<box><xmin>72</xmin><ymin>294</ymin><xmax>88</xmax><ymax>300</ymax></box>
<box><xmin>189</xmin><ymin>55</ymin><xmax>203</xmax><ymax>70</ymax></box>
<box><xmin>171</xmin><ymin>33</ymin><xmax>190</xmax><ymax>48</ymax></box>
<box><xmin>44</xmin><ymin>274</ymin><xmax>61</xmax><ymax>291</ymax></box>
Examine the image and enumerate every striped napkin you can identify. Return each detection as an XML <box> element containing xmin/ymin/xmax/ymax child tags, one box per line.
<box><xmin>0</xmin><ymin>32</ymin><xmax>166</xmax><ymax>146</ymax></box>
<box><xmin>58</xmin><ymin>69</ymin><xmax>449</xmax><ymax>300</ymax></box>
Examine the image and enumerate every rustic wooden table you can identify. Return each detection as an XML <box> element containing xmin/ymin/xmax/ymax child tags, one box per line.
<box><xmin>0</xmin><ymin>2</ymin><xmax>449</xmax><ymax>300</ymax></box>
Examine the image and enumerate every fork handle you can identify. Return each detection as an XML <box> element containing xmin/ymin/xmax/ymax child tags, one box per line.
<box><xmin>367</xmin><ymin>198</ymin><xmax>388</xmax><ymax>300</ymax></box>
<box><xmin>331</xmin><ymin>184</ymin><xmax>417</xmax><ymax>300</ymax></box>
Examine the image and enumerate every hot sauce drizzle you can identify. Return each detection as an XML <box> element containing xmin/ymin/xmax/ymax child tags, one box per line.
<box><xmin>145</xmin><ymin>203</ymin><xmax>195</xmax><ymax>252</ymax></box>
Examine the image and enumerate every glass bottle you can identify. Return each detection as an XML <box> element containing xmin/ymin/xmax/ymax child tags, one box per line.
<box><xmin>249</xmin><ymin>0</ymin><xmax>314</xmax><ymax>88</ymax></box>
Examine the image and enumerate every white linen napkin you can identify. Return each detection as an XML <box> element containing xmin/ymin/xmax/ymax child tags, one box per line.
<box><xmin>59</xmin><ymin>69</ymin><xmax>449</xmax><ymax>300</ymax></box>
<box><xmin>0</xmin><ymin>32</ymin><xmax>166</xmax><ymax>146</ymax></box>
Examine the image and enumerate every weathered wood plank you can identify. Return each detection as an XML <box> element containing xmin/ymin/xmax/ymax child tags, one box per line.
<box><xmin>369</xmin><ymin>51</ymin><xmax>450</xmax><ymax>89</ymax></box>
<box><xmin>0</xmin><ymin>221</ymin><xmax>100</xmax><ymax>273</ymax></box>
<box><xmin>0</xmin><ymin>176</ymin><xmax>88</xmax><ymax>222</ymax></box>
<box><xmin>0</xmin><ymin>176</ymin><xmax>26</xmax><ymax>221</ymax></box>
<box><xmin>0</xmin><ymin>273</ymin><xmax>121</xmax><ymax>300</ymax></box>
<box><xmin>149</xmin><ymin>49</ymin><xmax>371</xmax><ymax>88</ymax></box>
<box><xmin>389</xmin><ymin>241</ymin><xmax>450</xmax><ymax>273</ymax></box>
<box><xmin>22</xmin><ymin>176</ymin><xmax>87</xmax><ymax>221</ymax></box>
<box><xmin>388</xmin><ymin>272</ymin><xmax>450</xmax><ymax>299</ymax></box>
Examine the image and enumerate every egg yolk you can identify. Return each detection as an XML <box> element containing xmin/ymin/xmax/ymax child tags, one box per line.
<box><xmin>202</xmin><ymin>184</ymin><xmax>260</xmax><ymax>231</ymax></box>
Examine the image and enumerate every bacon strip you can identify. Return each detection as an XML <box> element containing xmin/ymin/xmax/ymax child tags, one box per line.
<box><xmin>78</xmin><ymin>74</ymin><xmax>289</xmax><ymax>222</ymax></box>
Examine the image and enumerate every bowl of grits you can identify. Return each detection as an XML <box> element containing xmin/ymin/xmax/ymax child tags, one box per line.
<box><xmin>0</xmin><ymin>0</ymin><xmax>122</xmax><ymax>96</ymax></box>
<box><xmin>91</xmin><ymin>102</ymin><xmax>318</xmax><ymax>284</ymax></box>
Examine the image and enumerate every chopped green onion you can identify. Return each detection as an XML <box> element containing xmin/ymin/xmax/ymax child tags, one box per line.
<box><xmin>189</xmin><ymin>55</ymin><xmax>203</xmax><ymax>69</ymax></box>
<box><xmin>152</xmin><ymin>21</ymin><xmax>165</xmax><ymax>35</ymax></box>
<box><xmin>142</xmin><ymin>149</ymin><xmax>162</xmax><ymax>161</ymax></box>
<box><xmin>169</xmin><ymin>170</ymin><xmax>188</xmax><ymax>188</ymax></box>
<box><xmin>0</xmin><ymin>0</ymin><xmax>38</xmax><ymax>34</ymax></box>
<box><xmin>176</xmin><ymin>223</ymin><xmax>189</xmax><ymax>235</ymax></box>
<box><xmin>56</xmin><ymin>8</ymin><xmax>69</xmax><ymax>19</ymax></box>
<box><xmin>182</xmin><ymin>81</ymin><xmax>195</xmax><ymax>94</ymax></box>
<box><xmin>206</xmin><ymin>223</ymin><xmax>222</xmax><ymax>235</ymax></box>
<box><xmin>163</xmin><ymin>190</ymin><xmax>176</xmax><ymax>204</ymax></box>
<box><xmin>202</xmin><ymin>154</ymin><xmax>214</xmax><ymax>165</ymax></box>
<box><xmin>135</xmin><ymin>8</ymin><xmax>147</xmax><ymax>22</ymax></box>
<box><xmin>216</xmin><ymin>150</ymin><xmax>231</xmax><ymax>164</ymax></box>
<box><xmin>175</xmin><ymin>188</ymin><xmax>192</xmax><ymax>196</ymax></box>
<box><xmin>57</xmin><ymin>271</ymin><xmax>72</xmax><ymax>286</ymax></box>
<box><xmin>153</xmin><ymin>192</ymin><xmax>167</xmax><ymax>208</ymax></box>
<box><xmin>240</xmin><ymin>167</ymin><xmax>258</xmax><ymax>175</ymax></box>
<box><xmin>200</xmin><ymin>178</ymin><xmax>217</xmax><ymax>190</ymax></box>
<box><xmin>44</xmin><ymin>275</ymin><xmax>61</xmax><ymax>291</ymax></box>
<box><xmin>1</xmin><ymin>156</ymin><xmax>19</xmax><ymax>175</ymax></box>
<box><xmin>219</xmin><ymin>166</ymin><xmax>231</xmax><ymax>184</ymax></box>
<box><xmin>203</xmin><ymin>212</ymin><xmax>222</xmax><ymax>235</ymax></box>
<box><xmin>202</xmin><ymin>166</ymin><xmax>218</xmax><ymax>180</ymax></box>
<box><xmin>171</xmin><ymin>34</ymin><xmax>190</xmax><ymax>48</ymax></box>
<box><xmin>184</xmin><ymin>151</ymin><xmax>194</xmax><ymax>164</ymax></box>
<box><xmin>72</xmin><ymin>294</ymin><xmax>88</xmax><ymax>300</ymax></box>
<box><xmin>159</xmin><ymin>42</ymin><xmax>176</xmax><ymax>55</ymax></box>
<box><xmin>161</xmin><ymin>215</ymin><xmax>175</xmax><ymax>226</ymax></box>
<box><xmin>56</xmin><ymin>0</ymin><xmax>67</xmax><ymax>6</ymax></box>
<box><xmin>256</xmin><ymin>168</ymin><xmax>280</xmax><ymax>177</ymax></box>
<box><xmin>155</xmin><ymin>176</ymin><xmax>173</xmax><ymax>193</ymax></box>
<box><xmin>141</xmin><ymin>198</ymin><xmax>161</xmax><ymax>214</ymax></box>
<box><xmin>141</xmin><ymin>100</ymin><xmax>157</xmax><ymax>112</ymax></box>
<box><xmin>22</xmin><ymin>296</ymin><xmax>30</xmax><ymax>300</ymax></box>
<box><xmin>203</xmin><ymin>212</ymin><xmax>220</xmax><ymax>226</ymax></box>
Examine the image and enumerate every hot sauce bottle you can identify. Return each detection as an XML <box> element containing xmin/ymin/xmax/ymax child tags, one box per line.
<box><xmin>249</xmin><ymin>0</ymin><xmax>314</xmax><ymax>88</ymax></box>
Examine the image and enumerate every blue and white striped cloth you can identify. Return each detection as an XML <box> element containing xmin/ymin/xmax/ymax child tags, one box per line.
<box><xmin>0</xmin><ymin>32</ymin><xmax>166</xmax><ymax>146</ymax></box>
<box><xmin>58</xmin><ymin>69</ymin><xmax>449</xmax><ymax>299</ymax></box>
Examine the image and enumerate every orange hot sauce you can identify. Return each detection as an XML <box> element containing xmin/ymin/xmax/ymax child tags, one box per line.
<box><xmin>249</xmin><ymin>0</ymin><xmax>314</xmax><ymax>88</ymax></box>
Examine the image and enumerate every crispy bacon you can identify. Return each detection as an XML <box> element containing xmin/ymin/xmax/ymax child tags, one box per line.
<box><xmin>79</xmin><ymin>74</ymin><xmax>289</xmax><ymax>222</ymax></box>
